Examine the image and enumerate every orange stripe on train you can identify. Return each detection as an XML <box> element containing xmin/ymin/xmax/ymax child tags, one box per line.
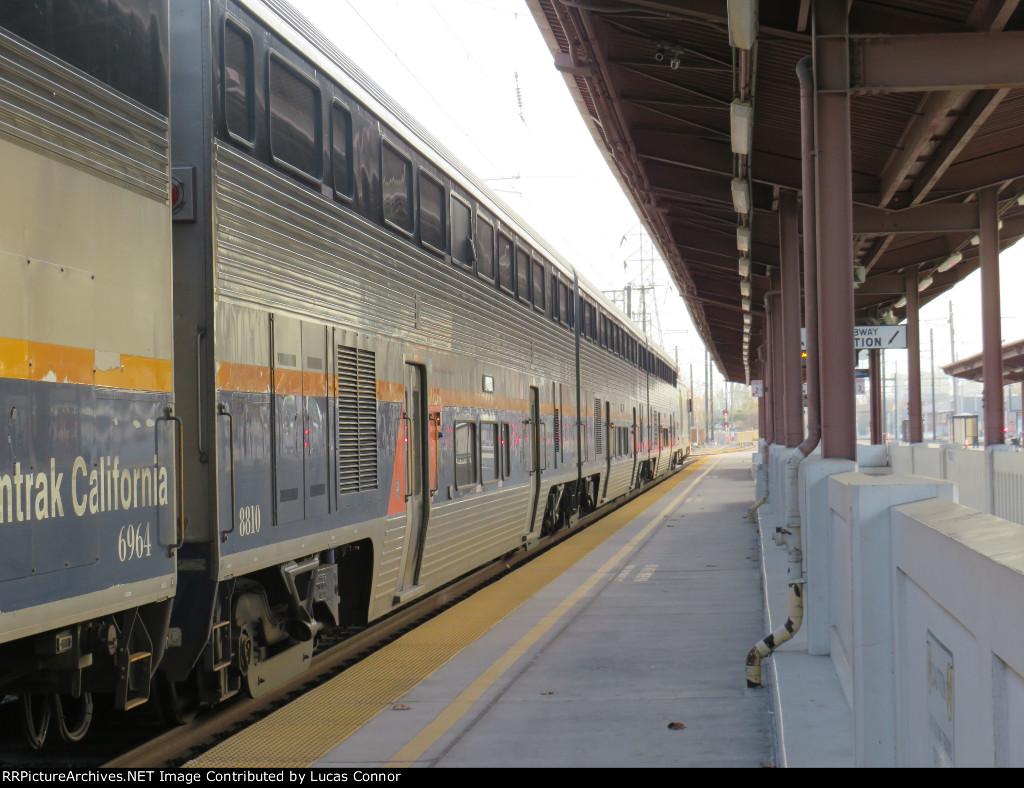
<box><xmin>0</xmin><ymin>337</ymin><xmax>171</xmax><ymax>392</ymax></box>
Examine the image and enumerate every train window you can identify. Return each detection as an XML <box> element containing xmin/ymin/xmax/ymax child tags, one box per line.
<box><xmin>419</xmin><ymin>170</ymin><xmax>445</xmax><ymax>254</ymax></box>
<box><xmin>497</xmin><ymin>232</ymin><xmax>514</xmax><ymax>293</ymax></box>
<box><xmin>566</xmin><ymin>283</ymin><xmax>575</xmax><ymax>328</ymax></box>
<box><xmin>454</xmin><ymin>421</ymin><xmax>478</xmax><ymax>489</ymax></box>
<box><xmin>224</xmin><ymin>19</ymin><xmax>254</xmax><ymax>144</ymax></box>
<box><xmin>558</xmin><ymin>280</ymin><xmax>569</xmax><ymax>326</ymax></box>
<box><xmin>268</xmin><ymin>53</ymin><xmax>321</xmax><ymax>180</ymax></box>
<box><xmin>501</xmin><ymin>422</ymin><xmax>511</xmax><ymax>479</ymax></box>
<box><xmin>476</xmin><ymin>216</ymin><xmax>495</xmax><ymax>280</ymax></box>
<box><xmin>451</xmin><ymin>196</ymin><xmax>473</xmax><ymax>268</ymax></box>
<box><xmin>516</xmin><ymin>246</ymin><xmax>530</xmax><ymax>302</ymax></box>
<box><xmin>331</xmin><ymin>101</ymin><xmax>354</xmax><ymax>200</ymax></box>
<box><xmin>481</xmin><ymin>422</ymin><xmax>499</xmax><ymax>483</ymax></box>
<box><xmin>382</xmin><ymin>140</ymin><xmax>413</xmax><ymax>234</ymax></box>
<box><xmin>532</xmin><ymin>258</ymin><xmax>545</xmax><ymax>311</ymax></box>
<box><xmin>551</xmin><ymin>272</ymin><xmax>560</xmax><ymax>321</ymax></box>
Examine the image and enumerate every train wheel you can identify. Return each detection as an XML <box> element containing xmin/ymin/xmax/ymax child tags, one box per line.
<box><xmin>53</xmin><ymin>693</ymin><xmax>93</xmax><ymax>743</ymax></box>
<box><xmin>19</xmin><ymin>694</ymin><xmax>51</xmax><ymax>750</ymax></box>
<box><xmin>152</xmin><ymin>673</ymin><xmax>200</xmax><ymax>727</ymax></box>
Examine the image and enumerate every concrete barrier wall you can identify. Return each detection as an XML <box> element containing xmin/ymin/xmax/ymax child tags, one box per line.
<box><xmin>945</xmin><ymin>448</ymin><xmax>988</xmax><ymax>512</ymax></box>
<box><xmin>891</xmin><ymin>500</ymin><xmax>1024</xmax><ymax>767</ymax></box>
<box><xmin>992</xmin><ymin>449</ymin><xmax>1024</xmax><ymax>525</ymax></box>
<box><xmin>828</xmin><ymin>472</ymin><xmax>954</xmax><ymax>766</ymax></box>
<box><xmin>889</xmin><ymin>444</ymin><xmax>913</xmax><ymax>474</ymax></box>
<box><xmin>879</xmin><ymin>444</ymin><xmax>1024</xmax><ymax>527</ymax></box>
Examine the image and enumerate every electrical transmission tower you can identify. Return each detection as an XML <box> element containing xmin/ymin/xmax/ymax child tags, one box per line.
<box><xmin>602</xmin><ymin>229</ymin><xmax>664</xmax><ymax>344</ymax></box>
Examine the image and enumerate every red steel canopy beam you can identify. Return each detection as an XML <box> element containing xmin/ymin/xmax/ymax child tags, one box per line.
<box><xmin>849</xmin><ymin>31</ymin><xmax>1024</xmax><ymax>92</ymax></box>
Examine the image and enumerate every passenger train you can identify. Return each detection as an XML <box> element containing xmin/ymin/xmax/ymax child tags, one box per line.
<box><xmin>0</xmin><ymin>0</ymin><xmax>688</xmax><ymax>747</ymax></box>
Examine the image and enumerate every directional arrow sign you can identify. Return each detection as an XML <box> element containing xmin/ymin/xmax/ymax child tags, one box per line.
<box><xmin>854</xmin><ymin>325</ymin><xmax>907</xmax><ymax>349</ymax></box>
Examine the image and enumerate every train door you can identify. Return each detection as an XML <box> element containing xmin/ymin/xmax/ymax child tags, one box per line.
<box><xmin>527</xmin><ymin>386</ymin><xmax>542</xmax><ymax>533</ymax></box>
<box><xmin>552</xmin><ymin>382</ymin><xmax>560</xmax><ymax>469</ymax></box>
<box><xmin>272</xmin><ymin>315</ymin><xmax>304</xmax><ymax>524</ymax></box>
<box><xmin>603</xmin><ymin>401</ymin><xmax>611</xmax><ymax>500</ymax></box>
<box><xmin>302</xmin><ymin>323</ymin><xmax>329</xmax><ymax>518</ymax></box>
<box><xmin>397</xmin><ymin>362</ymin><xmax>428</xmax><ymax>595</ymax></box>
<box><xmin>632</xmin><ymin>406</ymin><xmax>639</xmax><ymax>487</ymax></box>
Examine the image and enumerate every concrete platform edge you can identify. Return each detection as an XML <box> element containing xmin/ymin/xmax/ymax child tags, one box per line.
<box><xmin>756</xmin><ymin>504</ymin><xmax>855</xmax><ymax>768</ymax></box>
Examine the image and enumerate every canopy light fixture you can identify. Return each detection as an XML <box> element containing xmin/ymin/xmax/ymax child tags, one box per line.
<box><xmin>737</xmin><ymin>226</ymin><xmax>751</xmax><ymax>252</ymax></box>
<box><xmin>730</xmin><ymin>101</ymin><xmax>753</xmax><ymax>155</ymax></box>
<box><xmin>918</xmin><ymin>275</ymin><xmax>934</xmax><ymax>292</ymax></box>
<box><xmin>894</xmin><ymin>296</ymin><xmax>907</xmax><ymax>308</ymax></box>
<box><xmin>740</xmin><ymin>279</ymin><xmax>751</xmax><ymax>298</ymax></box>
<box><xmin>937</xmin><ymin>251</ymin><xmax>962</xmax><ymax>273</ymax></box>
<box><xmin>738</xmin><ymin>256</ymin><xmax>751</xmax><ymax>278</ymax></box>
<box><xmin>742</xmin><ymin>296</ymin><xmax>751</xmax><ymax>312</ymax></box>
<box><xmin>727</xmin><ymin>0</ymin><xmax>757</xmax><ymax>50</ymax></box>
<box><xmin>731</xmin><ymin>178</ymin><xmax>750</xmax><ymax>214</ymax></box>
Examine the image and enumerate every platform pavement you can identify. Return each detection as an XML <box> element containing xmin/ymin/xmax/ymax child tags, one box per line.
<box><xmin>314</xmin><ymin>452</ymin><xmax>783</xmax><ymax>768</ymax></box>
<box><xmin>755</xmin><ymin>500</ymin><xmax>854</xmax><ymax>767</ymax></box>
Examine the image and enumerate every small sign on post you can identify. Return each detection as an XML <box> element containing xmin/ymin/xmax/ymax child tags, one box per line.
<box><xmin>751</xmin><ymin>379</ymin><xmax>764</xmax><ymax>398</ymax></box>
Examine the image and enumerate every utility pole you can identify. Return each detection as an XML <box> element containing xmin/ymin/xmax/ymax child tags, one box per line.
<box><xmin>930</xmin><ymin>328</ymin><xmax>937</xmax><ymax>440</ymax></box>
<box><xmin>949</xmin><ymin>300</ymin><xmax>958</xmax><ymax>416</ymax></box>
<box><xmin>704</xmin><ymin>348</ymin><xmax>710</xmax><ymax>443</ymax></box>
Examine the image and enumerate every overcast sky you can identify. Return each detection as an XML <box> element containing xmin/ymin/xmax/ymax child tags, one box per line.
<box><xmin>286</xmin><ymin>0</ymin><xmax>1019</xmax><ymax>389</ymax></box>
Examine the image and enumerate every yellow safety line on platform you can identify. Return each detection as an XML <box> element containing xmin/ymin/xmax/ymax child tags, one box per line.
<box><xmin>188</xmin><ymin>458</ymin><xmax>711</xmax><ymax>768</ymax></box>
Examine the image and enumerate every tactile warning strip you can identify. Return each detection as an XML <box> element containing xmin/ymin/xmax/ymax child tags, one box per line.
<box><xmin>188</xmin><ymin>460</ymin><xmax>704</xmax><ymax>768</ymax></box>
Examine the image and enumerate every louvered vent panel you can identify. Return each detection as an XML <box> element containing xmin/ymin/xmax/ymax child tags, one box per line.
<box><xmin>554</xmin><ymin>407</ymin><xmax>560</xmax><ymax>453</ymax></box>
<box><xmin>594</xmin><ymin>398</ymin><xmax>602</xmax><ymax>454</ymax></box>
<box><xmin>337</xmin><ymin>345</ymin><xmax>378</xmax><ymax>494</ymax></box>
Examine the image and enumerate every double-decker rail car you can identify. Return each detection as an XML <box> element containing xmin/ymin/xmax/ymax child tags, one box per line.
<box><xmin>0</xmin><ymin>0</ymin><xmax>178</xmax><ymax>746</ymax></box>
<box><xmin>158</xmin><ymin>0</ymin><xmax>688</xmax><ymax>719</ymax></box>
<box><xmin>0</xmin><ymin>0</ymin><xmax>689</xmax><ymax>747</ymax></box>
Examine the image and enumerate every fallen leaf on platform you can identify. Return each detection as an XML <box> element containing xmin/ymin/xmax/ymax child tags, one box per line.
<box><xmin>667</xmin><ymin>721</ymin><xmax>686</xmax><ymax>730</ymax></box>
<box><xmin>392</xmin><ymin>703</ymin><xmax>411</xmax><ymax>710</ymax></box>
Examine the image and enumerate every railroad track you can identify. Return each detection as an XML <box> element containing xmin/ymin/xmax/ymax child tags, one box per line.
<box><xmin>90</xmin><ymin>459</ymin><xmax>691</xmax><ymax>768</ymax></box>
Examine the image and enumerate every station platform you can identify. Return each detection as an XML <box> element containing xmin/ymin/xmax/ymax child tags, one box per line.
<box><xmin>188</xmin><ymin>450</ymin><xmax>851</xmax><ymax>768</ymax></box>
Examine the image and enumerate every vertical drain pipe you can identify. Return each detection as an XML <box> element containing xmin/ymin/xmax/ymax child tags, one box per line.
<box><xmin>746</xmin><ymin>57</ymin><xmax>821</xmax><ymax>687</ymax></box>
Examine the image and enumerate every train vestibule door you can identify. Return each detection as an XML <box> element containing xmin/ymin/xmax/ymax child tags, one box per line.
<box><xmin>396</xmin><ymin>362</ymin><xmax>428</xmax><ymax>599</ymax></box>
<box><xmin>527</xmin><ymin>386</ymin><xmax>542</xmax><ymax>533</ymax></box>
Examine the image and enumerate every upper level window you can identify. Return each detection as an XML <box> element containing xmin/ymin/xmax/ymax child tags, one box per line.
<box><xmin>477</xmin><ymin>216</ymin><xmax>495</xmax><ymax>280</ymax></box>
<box><xmin>419</xmin><ymin>170</ymin><xmax>444</xmax><ymax>254</ymax></box>
<box><xmin>516</xmin><ymin>246</ymin><xmax>530</xmax><ymax>302</ymax></box>
<box><xmin>497</xmin><ymin>232</ymin><xmax>514</xmax><ymax>293</ymax></box>
<box><xmin>269</xmin><ymin>53</ymin><xmax>321</xmax><ymax>179</ymax></box>
<box><xmin>558</xmin><ymin>279</ymin><xmax>569</xmax><ymax>326</ymax></box>
<box><xmin>382</xmin><ymin>141</ymin><xmax>413</xmax><ymax>233</ymax></box>
<box><xmin>451</xmin><ymin>196</ymin><xmax>473</xmax><ymax>267</ymax></box>
<box><xmin>532</xmin><ymin>258</ymin><xmax>545</xmax><ymax>311</ymax></box>
<box><xmin>224</xmin><ymin>20</ymin><xmax>253</xmax><ymax>143</ymax></box>
<box><xmin>331</xmin><ymin>101</ymin><xmax>353</xmax><ymax>200</ymax></box>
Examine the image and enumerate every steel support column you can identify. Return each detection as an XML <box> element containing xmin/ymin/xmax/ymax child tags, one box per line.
<box><xmin>870</xmin><ymin>348</ymin><xmax>883</xmax><ymax>444</ymax></box>
<box><xmin>758</xmin><ymin>346</ymin><xmax>769</xmax><ymax>445</ymax></box>
<box><xmin>780</xmin><ymin>191</ymin><xmax>803</xmax><ymax>447</ymax></box>
<box><xmin>769</xmin><ymin>292</ymin><xmax>785</xmax><ymax>444</ymax></box>
<box><xmin>905</xmin><ymin>270</ymin><xmax>923</xmax><ymax>443</ymax></box>
<box><xmin>814</xmin><ymin>1</ymin><xmax>857</xmax><ymax>460</ymax></box>
<box><xmin>980</xmin><ymin>186</ymin><xmax>1004</xmax><ymax>445</ymax></box>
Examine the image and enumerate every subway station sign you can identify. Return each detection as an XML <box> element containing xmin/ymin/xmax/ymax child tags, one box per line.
<box><xmin>802</xmin><ymin>325</ymin><xmax>908</xmax><ymax>351</ymax></box>
<box><xmin>854</xmin><ymin>325</ymin><xmax>907</xmax><ymax>349</ymax></box>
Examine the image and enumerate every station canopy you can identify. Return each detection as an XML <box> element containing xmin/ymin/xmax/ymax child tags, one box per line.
<box><xmin>528</xmin><ymin>1</ymin><xmax>1024</xmax><ymax>383</ymax></box>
